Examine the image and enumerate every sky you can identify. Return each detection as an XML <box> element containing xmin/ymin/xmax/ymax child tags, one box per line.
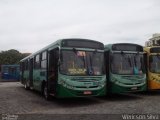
<box><xmin>0</xmin><ymin>0</ymin><xmax>160</xmax><ymax>53</ymax></box>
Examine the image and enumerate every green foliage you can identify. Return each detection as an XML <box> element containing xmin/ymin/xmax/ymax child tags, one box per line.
<box><xmin>0</xmin><ymin>49</ymin><xmax>30</xmax><ymax>65</ymax></box>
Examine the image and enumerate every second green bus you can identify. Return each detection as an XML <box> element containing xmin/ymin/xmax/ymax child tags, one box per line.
<box><xmin>104</xmin><ymin>43</ymin><xmax>147</xmax><ymax>94</ymax></box>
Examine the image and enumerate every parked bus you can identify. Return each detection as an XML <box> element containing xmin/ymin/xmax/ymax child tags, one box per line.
<box><xmin>1</xmin><ymin>64</ymin><xmax>20</xmax><ymax>80</ymax></box>
<box><xmin>104</xmin><ymin>43</ymin><xmax>146</xmax><ymax>94</ymax></box>
<box><xmin>144</xmin><ymin>46</ymin><xmax>160</xmax><ymax>90</ymax></box>
<box><xmin>20</xmin><ymin>38</ymin><xmax>106</xmax><ymax>99</ymax></box>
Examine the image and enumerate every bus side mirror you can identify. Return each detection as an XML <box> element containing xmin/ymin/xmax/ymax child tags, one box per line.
<box><xmin>128</xmin><ymin>56</ymin><xmax>132</xmax><ymax>67</ymax></box>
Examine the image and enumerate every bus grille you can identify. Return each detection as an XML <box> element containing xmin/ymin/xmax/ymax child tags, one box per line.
<box><xmin>75</xmin><ymin>86</ymin><xmax>98</xmax><ymax>88</ymax></box>
<box><xmin>124</xmin><ymin>83</ymin><xmax>142</xmax><ymax>85</ymax></box>
<box><xmin>122</xmin><ymin>76</ymin><xmax>144</xmax><ymax>80</ymax></box>
<box><xmin>71</xmin><ymin>77</ymin><xmax>102</xmax><ymax>82</ymax></box>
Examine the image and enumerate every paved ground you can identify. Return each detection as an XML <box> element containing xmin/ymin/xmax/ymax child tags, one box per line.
<box><xmin>0</xmin><ymin>82</ymin><xmax>160</xmax><ymax>120</ymax></box>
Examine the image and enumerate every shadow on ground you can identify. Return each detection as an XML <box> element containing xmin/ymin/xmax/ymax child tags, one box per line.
<box><xmin>18</xmin><ymin>86</ymin><xmax>102</xmax><ymax>108</ymax></box>
<box><xmin>132</xmin><ymin>90</ymin><xmax>160</xmax><ymax>96</ymax></box>
<box><xmin>97</xmin><ymin>93</ymin><xmax>142</xmax><ymax>101</ymax></box>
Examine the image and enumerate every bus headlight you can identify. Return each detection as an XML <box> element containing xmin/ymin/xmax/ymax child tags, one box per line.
<box><xmin>100</xmin><ymin>83</ymin><xmax>105</xmax><ymax>88</ymax></box>
<box><xmin>59</xmin><ymin>78</ymin><xmax>75</xmax><ymax>89</ymax></box>
<box><xmin>66</xmin><ymin>83</ymin><xmax>75</xmax><ymax>89</ymax></box>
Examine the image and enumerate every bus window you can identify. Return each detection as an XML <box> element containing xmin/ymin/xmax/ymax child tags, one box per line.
<box><xmin>111</xmin><ymin>53</ymin><xmax>144</xmax><ymax>75</ymax></box>
<box><xmin>60</xmin><ymin>50</ymin><xmax>104</xmax><ymax>76</ymax></box>
<box><xmin>149</xmin><ymin>55</ymin><xmax>160</xmax><ymax>73</ymax></box>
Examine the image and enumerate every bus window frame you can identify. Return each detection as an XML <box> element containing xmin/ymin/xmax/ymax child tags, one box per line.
<box><xmin>59</xmin><ymin>49</ymin><xmax>104</xmax><ymax>76</ymax></box>
<box><xmin>109</xmin><ymin>51</ymin><xmax>146</xmax><ymax>75</ymax></box>
<box><xmin>149</xmin><ymin>55</ymin><xmax>160</xmax><ymax>74</ymax></box>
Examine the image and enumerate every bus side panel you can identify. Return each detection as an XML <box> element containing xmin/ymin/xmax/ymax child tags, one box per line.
<box><xmin>33</xmin><ymin>69</ymin><xmax>45</xmax><ymax>91</ymax></box>
<box><xmin>56</xmin><ymin>84</ymin><xmax>106</xmax><ymax>98</ymax></box>
<box><xmin>109</xmin><ymin>83</ymin><xmax>146</xmax><ymax>93</ymax></box>
<box><xmin>148</xmin><ymin>72</ymin><xmax>160</xmax><ymax>90</ymax></box>
<box><xmin>146</xmin><ymin>53</ymin><xmax>160</xmax><ymax>90</ymax></box>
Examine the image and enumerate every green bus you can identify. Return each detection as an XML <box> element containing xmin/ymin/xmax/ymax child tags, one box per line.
<box><xmin>104</xmin><ymin>43</ymin><xmax>146</xmax><ymax>94</ymax></box>
<box><xmin>20</xmin><ymin>38</ymin><xmax>106</xmax><ymax>99</ymax></box>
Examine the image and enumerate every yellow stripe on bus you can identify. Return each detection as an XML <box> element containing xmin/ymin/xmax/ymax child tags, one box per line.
<box><xmin>148</xmin><ymin>79</ymin><xmax>160</xmax><ymax>90</ymax></box>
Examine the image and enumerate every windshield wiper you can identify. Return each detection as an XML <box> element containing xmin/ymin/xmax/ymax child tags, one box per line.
<box><xmin>134</xmin><ymin>56</ymin><xmax>137</xmax><ymax>67</ymax></box>
<box><xmin>133</xmin><ymin>52</ymin><xmax>140</xmax><ymax>67</ymax></box>
<box><xmin>89</xmin><ymin>49</ymin><xmax>98</xmax><ymax>75</ymax></box>
<box><xmin>121</xmin><ymin>51</ymin><xmax>132</xmax><ymax>67</ymax></box>
<box><xmin>156</xmin><ymin>54</ymin><xmax>160</xmax><ymax>61</ymax></box>
<box><xmin>128</xmin><ymin>56</ymin><xmax>132</xmax><ymax>67</ymax></box>
<box><xmin>72</xmin><ymin>48</ymin><xmax>86</xmax><ymax>68</ymax></box>
<box><xmin>88</xmin><ymin>54</ymin><xmax>94</xmax><ymax>75</ymax></box>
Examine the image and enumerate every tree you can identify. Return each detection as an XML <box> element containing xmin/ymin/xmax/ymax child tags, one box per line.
<box><xmin>0</xmin><ymin>49</ymin><xmax>30</xmax><ymax>66</ymax></box>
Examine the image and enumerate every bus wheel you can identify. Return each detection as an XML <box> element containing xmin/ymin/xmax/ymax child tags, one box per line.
<box><xmin>43</xmin><ymin>84</ymin><xmax>51</xmax><ymax>100</ymax></box>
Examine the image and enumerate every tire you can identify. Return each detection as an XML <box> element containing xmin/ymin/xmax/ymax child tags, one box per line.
<box><xmin>43</xmin><ymin>83</ymin><xmax>51</xmax><ymax>100</ymax></box>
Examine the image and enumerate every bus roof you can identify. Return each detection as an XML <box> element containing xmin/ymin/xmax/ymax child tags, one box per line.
<box><xmin>144</xmin><ymin>46</ymin><xmax>160</xmax><ymax>53</ymax></box>
<box><xmin>104</xmin><ymin>43</ymin><xmax>143</xmax><ymax>52</ymax></box>
<box><xmin>144</xmin><ymin>46</ymin><xmax>160</xmax><ymax>49</ymax></box>
<box><xmin>20</xmin><ymin>38</ymin><xmax>103</xmax><ymax>62</ymax></box>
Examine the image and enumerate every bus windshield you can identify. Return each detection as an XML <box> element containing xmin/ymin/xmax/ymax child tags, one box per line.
<box><xmin>60</xmin><ymin>50</ymin><xmax>104</xmax><ymax>76</ymax></box>
<box><xmin>111</xmin><ymin>53</ymin><xmax>145</xmax><ymax>75</ymax></box>
<box><xmin>149</xmin><ymin>55</ymin><xmax>160</xmax><ymax>73</ymax></box>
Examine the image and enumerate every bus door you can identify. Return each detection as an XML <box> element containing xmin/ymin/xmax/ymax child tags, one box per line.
<box><xmin>48</xmin><ymin>48</ymin><xmax>59</xmax><ymax>94</ymax></box>
<box><xmin>29</xmin><ymin>58</ymin><xmax>33</xmax><ymax>88</ymax></box>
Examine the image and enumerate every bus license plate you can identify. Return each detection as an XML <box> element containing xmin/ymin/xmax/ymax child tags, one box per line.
<box><xmin>84</xmin><ymin>91</ymin><xmax>92</xmax><ymax>95</ymax></box>
<box><xmin>131</xmin><ymin>87</ymin><xmax>137</xmax><ymax>90</ymax></box>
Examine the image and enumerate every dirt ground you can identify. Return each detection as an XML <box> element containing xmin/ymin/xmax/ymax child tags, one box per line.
<box><xmin>0</xmin><ymin>82</ymin><xmax>160</xmax><ymax>120</ymax></box>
